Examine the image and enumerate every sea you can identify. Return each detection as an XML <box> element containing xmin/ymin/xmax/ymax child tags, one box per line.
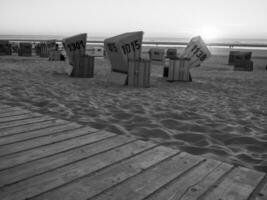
<box><xmin>1</xmin><ymin>34</ymin><xmax>267</xmax><ymax>45</ymax></box>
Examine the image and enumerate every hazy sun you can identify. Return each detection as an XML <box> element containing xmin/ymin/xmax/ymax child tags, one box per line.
<box><xmin>199</xmin><ymin>27</ymin><xmax>220</xmax><ymax>41</ymax></box>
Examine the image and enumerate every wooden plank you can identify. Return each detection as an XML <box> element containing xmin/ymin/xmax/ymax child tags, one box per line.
<box><xmin>0</xmin><ymin>116</ymin><xmax>53</xmax><ymax>129</ymax></box>
<box><xmin>146</xmin><ymin>160</ymin><xmax>232</xmax><ymax>200</ymax></box>
<box><xmin>0</xmin><ymin>125</ymin><xmax>97</xmax><ymax>156</ymax></box>
<box><xmin>0</xmin><ymin>110</ymin><xmax>31</xmax><ymax>118</ymax></box>
<box><xmin>0</xmin><ymin>104</ymin><xmax>11</xmax><ymax>109</ymax></box>
<box><xmin>0</xmin><ymin>113</ymin><xmax>42</xmax><ymax>123</ymax></box>
<box><xmin>256</xmin><ymin>178</ymin><xmax>267</xmax><ymax>200</ymax></box>
<box><xmin>0</xmin><ymin>135</ymin><xmax>135</xmax><ymax>187</ymax></box>
<box><xmin>34</xmin><ymin>146</ymin><xmax>180</xmax><ymax>200</ymax></box>
<box><xmin>0</xmin><ymin>119</ymin><xmax>68</xmax><ymax>137</ymax></box>
<box><xmin>0</xmin><ymin>131</ymin><xmax>115</xmax><ymax>170</ymax></box>
<box><xmin>202</xmin><ymin>166</ymin><xmax>265</xmax><ymax>200</ymax></box>
<box><xmin>0</xmin><ymin>107</ymin><xmax>26</xmax><ymax>114</ymax></box>
<box><xmin>0</xmin><ymin>122</ymin><xmax>82</xmax><ymax>147</ymax></box>
<box><xmin>91</xmin><ymin>152</ymin><xmax>204</xmax><ymax>200</ymax></box>
<box><xmin>0</xmin><ymin>140</ymin><xmax>156</xmax><ymax>200</ymax></box>
<box><xmin>0</xmin><ymin>107</ymin><xmax>17</xmax><ymax>114</ymax></box>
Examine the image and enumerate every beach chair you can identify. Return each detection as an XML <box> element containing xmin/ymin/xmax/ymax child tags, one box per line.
<box><xmin>228</xmin><ymin>51</ymin><xmax>252</xmax><ymax>64</ymax></box>
<box><xmin>0</xmin><ymin>40</ymin><xmax>12</xmax><ymax>55</ymax></box>
<box><xmin>104</xmin><ymin>31</ymin><xmax>144</xmax><ymax>86</ymax></box>
<box><xmin>149</xmin><ymin>48</ymin><xmax>165</xmax><ymax>62</ymax></box>
<box><xmin>181</xmin><ymin>36</ymin><xmax>211</xmax><ymax>68</ymax></box>
<box><xmin>18</xmin><ymin>43</ymin><xmax>32</xmax><ymax>57</ymax></box>
<box><xmin>228</xmin><ymin>51</ymin><xmax>253</xmax><ymax>71</ymax></box>
<box><xmin>35</xmin><ymin>43</ymin><xmax>41</xmax><ymax>56</ymax></box>
<box><xmin>40</xmin><ymin>42</ymin><xmax>49</xmax><ymax>57</ymax></box>
<box><xmin>62</xmin><ymin>33</ymin><xmax>94</xmax><ymax>77</ymax></box>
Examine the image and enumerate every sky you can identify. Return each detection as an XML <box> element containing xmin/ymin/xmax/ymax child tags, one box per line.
<box><xmin>1</xmin><ymin>0</ymin><xmax>267</xmax><ymax>41</ymax></box>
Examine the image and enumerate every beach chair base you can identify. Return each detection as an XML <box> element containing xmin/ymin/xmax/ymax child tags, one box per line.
<box><xmin>128</xmin><ymin>59</ymin><xmax>151</xmax><ymax>88</ymax></box>
<box><xmin>71</xmin><ymin>55</ymin><xmax>94</xmax><ymax>77</ymax></box>
<box><xmin>167</xmin><ymin>58</ymin><xmax>191</xmax><ymax>81</ymax></box>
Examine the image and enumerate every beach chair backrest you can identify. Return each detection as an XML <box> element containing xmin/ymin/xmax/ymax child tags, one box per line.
<box><xmin>181</xmin><ymin>36</ymin><xmax>211</xmax><ymax>68</ymax></box>
<box><xmin>62</xmin><ymin>33</ymin><xmax>87</xmax><ymax>66</ymax></box>
<box><xmin>104</xmin><ymin>31</ymin><xmax>143</xmax><ymax>74</ymax></box>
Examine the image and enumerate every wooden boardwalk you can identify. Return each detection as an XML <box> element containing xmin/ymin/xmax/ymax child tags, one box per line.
<box><xmin>0</xmin><ymin>104</ymin><xmax>266</xmax><ymax>200</ymax></box>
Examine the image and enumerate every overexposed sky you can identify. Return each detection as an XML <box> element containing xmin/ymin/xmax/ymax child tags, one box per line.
<box><xmin>1</xmin><ymin>0</ymin><xmax>267</xmax><ymax>40</ymax></box>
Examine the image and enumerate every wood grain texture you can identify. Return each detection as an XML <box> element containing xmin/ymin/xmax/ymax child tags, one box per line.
<box><xmin>0</xmin><ymin>140</ymin><xmax>155</xmax><ymax>200</ymax></box>
<box><xmin>146</xmin><ymin>160</ymin><xmax>232</xmax><ymax>200</ymax></box>
<box><xmin>202</xmin><ymin>166</ymin><xmax>265</xmax><ymax>200</ymax></box>
<box><xmin>0</xmin><ymin>112</ymin><xmax>42</xmax><ymax>123</ymax></box>
<box><xmin>0</xmin><ymin>109</ymin><xmax>31</xmax><ymax>118</ymax></box>
<box><xmin>0</xmin><ymin>122</ymin><xmax>82</xmax><ymax>147</ymax></box>
<box><xmin>0</xmin><ymin>135</ymin><xmax>135</xmax><ymax>187</ymax></box>
<box><xmin>0</xmin><ymin>119</ymin><xmax>68</xmax><ymax>137</ymax></box>
<box><xmin>255</xmin><ymin>178</ymin><xmax>267</xmax><ymax>200</ymax></box>
<box><xmin>0</xmin><ymin>116</ymin><xmax>53</xmax><ymax>129</ymax></box>
<box><xmin>0</xmin><ymin>131</ymin><xmax>115</xmax><ymax>170</ymax></box>
<box><xmin>32</xmin><ymin>145</ymin><xmax>177</xmax><ymax>200</ymax></box>
<box><xmin>92</xmin><ymin>152</ymin><xmax>203</xmax><ymax>200</ymax></box>
<box><xmin>0</xmin><ymin>126</ymin><xmax>96</xmax><ymax>156</ymax></box>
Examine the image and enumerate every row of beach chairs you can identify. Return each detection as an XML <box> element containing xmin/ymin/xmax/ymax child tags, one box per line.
<box><xmin>60</xmin><ymin>32</ymin><xmax>212</xmax><ymax>87</ymax></box>
<box><xmin>0</xmin><ymin>32</ymin><xmax>256</xmax><ymax>87</ymax></box>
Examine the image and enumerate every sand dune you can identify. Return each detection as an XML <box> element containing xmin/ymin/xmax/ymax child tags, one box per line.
<box><xmin>0</xmin><ymin>55</ymin><xmax>267</xmax><ymax>172</ymax></box>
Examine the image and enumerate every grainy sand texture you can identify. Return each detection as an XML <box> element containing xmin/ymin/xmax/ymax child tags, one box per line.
<box><xmin>0</xmin><ymin>54</ymin><xmax>266</xmax><ymax>172</ymax></box>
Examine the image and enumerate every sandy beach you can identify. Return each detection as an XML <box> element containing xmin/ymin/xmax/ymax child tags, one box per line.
<box><xmin>0</xmin><ymin>53</ymin><xmax>266</xmax><ymax>173</ymax></box>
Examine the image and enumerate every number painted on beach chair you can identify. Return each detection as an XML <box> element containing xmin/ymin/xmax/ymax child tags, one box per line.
<box><xmin>62</xmin><ymin>33</ymin><xmax>87</xmax><ymax>66</ymax></box>
<box><xmin>66</xmin><ymin>41</ymin><xmax>85</xmax><ymax>52</ymax></box>
<box><xmin>121</xmin><ymin>40</ymin><xmax>141</xmax><ymax>55</ymax></box>
<box><xmin>104</xmin><ymin>31</ymin><xmax>143</xmax><ymax>74</ymax></box>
